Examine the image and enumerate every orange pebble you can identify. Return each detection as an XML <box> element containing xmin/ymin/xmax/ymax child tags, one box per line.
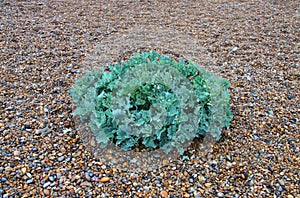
<box><xmin>161</xmin><ymin>190</ymin><xmax>168</xmax><ymax>197</ymax></box>
<box><xmin>100</xmin><ymin>177</ymin><xmax>110</xmax><ymax>183</ymax></box>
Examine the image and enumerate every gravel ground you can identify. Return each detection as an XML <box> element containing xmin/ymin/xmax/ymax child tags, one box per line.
<box><xmin>0</xmin><ymin>0</ymin><xmax>299</xmax><ymax>197</ymax></box>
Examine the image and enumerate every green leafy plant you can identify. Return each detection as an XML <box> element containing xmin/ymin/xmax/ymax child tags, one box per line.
<box><xmin>70</xmin><ymin>51</ymin><xmax>233</xmax><ymax>154</ymax></box>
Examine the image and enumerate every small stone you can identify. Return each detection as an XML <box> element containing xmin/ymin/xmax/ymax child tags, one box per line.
<box><xmin>278</xmin><ymin>179</ymin><xmax>285</xmax><ymax>186</ymax></box>
<box><xmin>226</xmin><ymin>162</ymin><xmax>232</xmax><ymax>168</ymax></box>
<box><xmin>204</xmin><ymin>183</ymin><xmax>212</xmax><ymax>188</ymax></box>
<box><xmin>0</xmin><ymin>123</ymin><xmax>4</xmax><ymax>127</ymax></box>
<box><xmin>184</xmin><ymin>194</ymin><xmax>190</xmax><ymax>198</ymax></box>
<box><xmin>26</xmin><ymin>172</ymin><xmax>32</xmax><ymax>178</ymax></box>
<box><xmin>92</xmin><ymin>176</ymin><xmax>99</xmax><ymax>182</ymax></box>
<box><xmin>57</xmin><ymin>156</ymin><xmax>64</xmax><ymax>162</ymax></box>
<box><xmin>161</xmin><ymin>190</ymin><xmax>168</xmax><ymax>197</ymax></box>
<box><xmin>43</xmin><ymin>182</ymin><xmax>51</xmax><ymax>188</ymax></box>
<box><xmin>72</xmin><ymin>151</ymin><xmax>82</xmax><ymax>158</ymax></box>
<box><xmin>1</xmin><ymin>177</ymin><xmax>7</xmax><ymax>182</ymax></box>
<box><xmin>13</xmin><ymin>150</ymin><xmax>20</xmax><ymax>156</ymax></box>
<box><xmin>43</xmin><ymin>189</ymin><xmax>50</xmax><ymax>196</ymax></box>
<box><xmin>74</xmin><ymin>175</ymin><xmax>81</xmax><ymax>180</ymax></box>
<box><xmin>143</xmin><ymin>186</ymin><xmax>150</xmax><ymax>192</ymax></box>
<box><xmin>217</xmin><ymin>192</ymin><xmax>224</xmax><ymax>197</ymax></box>
<box><xmin>26</xmin><ymin>179</ymin><xmax>34</xmax><ymax>184</ymax></box>
<box><xmin>80</xmin><ymin>181</ymin><xmax>93</xmax><ymax>187</ymax></box>
<box><xmin>198</xmin><ymin>176</ymin><xmax>206</xmax><ymax>182</ymax></box>
<box><xmin>100</xmin><ymin>177</ymin><xmax>110</xmax><ymax>183</ymax></box>
<box><xmin>231</xmin><ymin>47</ymin><xmax>238</xmax><ymax>51</ymax></box>
<box><xmin>21</xmin><ymin>167</ymin><xmax>27</xmax><ymax>174</ymax></box>
<box><xmin>5</xmin><ymin>167</ymin><xmax>12</xmax><ymax>172</ymax></box>
<box><xmin>85</xmin><ymin>173</ymin><xmax>91</xmax><ymax>181</ymax></box>
<box><xmin>49</xmin><ymin>175</ymin><xmax>55</xmax><ymax>182</ymax></box>
<box><xmin>287</xmin><ymin>195</ymin><xmax>294</xmax><ymax>198</ymax></box>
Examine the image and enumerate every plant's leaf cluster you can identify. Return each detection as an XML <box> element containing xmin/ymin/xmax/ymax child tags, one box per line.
<box><xmin>70</xmin><ymin>51</ymin><xmax>233</xmax><ymax>153</ymax></box>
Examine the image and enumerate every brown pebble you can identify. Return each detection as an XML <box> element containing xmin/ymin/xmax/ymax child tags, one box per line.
<box><xmin>73</xmin><ymin>151</ymin><xmax>82</xmax><ymax>158</ymax></box>
<box><xmin>184</xmin><ymin>194</ymin><xmax>190</xmax><ymax>198</ymax></box>
<box><xmin>161</xmin><ymin>190</ymin><xmax>168</xmax><ymax>197</ymax></box>
<box><xmin>80</xmin><ymin>181</ymin><xmax>93</xmax><ymax>187</ymax></box>
<box><xmin>100</xmin><ymin>177</ymin><xmax>110</xmax><ymax>183</ymax></box>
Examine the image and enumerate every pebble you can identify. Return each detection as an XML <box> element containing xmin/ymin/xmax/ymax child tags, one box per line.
<box><xmin>161</xmin><ymin>191</ymin><xmax>168</xmax><ymax>197</ymax></box>
<box><xmin>43</xmin><ymin>182</ymin><xmax>51</xmax><ymax>188</ymax></box>
<box><xmin>43</xmin><ymin>189</ymin><xmax>50</xmax><ymax>196</ymax></box>
<box><xmin>85</xmin><ymin>173</ymin><xmax>91</xmax><ymax>181</ymax></box>
<box><xmin>1</xmin><ymin>177</ymin><xmax>7</xmax><ymax>182</ymax></box>
<box><xmin>26</xmin><ymin>179</ymin><xmax>34</xmax><ymax>184</ymax></box>
<box><xmin>49</xmin><ymin>175</ymin><xmax>55</xmax><ymax>182</ymax></box>
<box><xmin>21</xmin><ymin>167</ymin><xmax>27</xmax><ymax>174</ymax></box>
<box><xmin>57</xmin><ymin>156</ymin><xmax>65</xmax><ymax>162</ymax></box>
<box><xmin>13</xmin><ymin>150</ymin><xmax>20</xmax><ymax>156</ymax></box>
<box><xmin>100</xmin><ymin>177</ymin><xmax>110</xmax><ymax>183</ymax></box>
<box><xmin>80</xmin><ymin>181</ymin><xmax>93</xmax><ymax>187</ymax></box>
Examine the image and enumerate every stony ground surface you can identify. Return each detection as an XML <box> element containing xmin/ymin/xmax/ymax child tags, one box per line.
<box><xmin>0</xmin><ymin>0</ymin><xmax>299</xmax><ymax>197</ymax></box>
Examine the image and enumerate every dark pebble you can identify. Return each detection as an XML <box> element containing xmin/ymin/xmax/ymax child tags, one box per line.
<box><xmin>1</xmin><ymin>177</ymin><xmax>7</xmax><ymax>182</ymax></box>
<box><xmin>142</xmin><ymin>174</ymin><xmax>148</xmax><ymax>179</ymax></box>
<box><xmin>49</xmin><ymin>175</ymin><xmax>55</xmax><ymax>182</ymax></box>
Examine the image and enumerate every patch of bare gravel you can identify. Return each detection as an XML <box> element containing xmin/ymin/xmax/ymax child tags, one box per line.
<box><xmin>0</xmin><ymin>0</ymin><xmax>299</xmax><ymax>197</ymax></box>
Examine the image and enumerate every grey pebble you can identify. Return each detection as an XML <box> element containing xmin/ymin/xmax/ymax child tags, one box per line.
<box><xmin>57</xmin><ymin>156</ymin><xmax>64</xmax><ymax>162</ymax></box>
<box><xmin>85</xmin><ymin>173</ymin><xmax>91</xmax><ymax>181</ymax></box>
<box><xmin>278</xmin><ymin>179</ymin><xmax>285</xmax><ymax>186</ymax></box>
<box><xmin>57</xmin><ymin>172</ymin><xmax>62</xmax><ymax>179</ymax></box>
<box><xmin>43</xmin><ymin>181</ymin><xmax>51</xmax><ymax>188</ymax></box>
<box><xmin>43</xmin><ymin>189</ymin><xmax>50</xmax><ymax>195</ymax></box>
<box><xmin>13</xmin><ymin>150</ymin><xmax>20</xmax><ymax>156</ymax></box>
<box><xmin>26</xmin><ymin>179</ymin><xmax>34</xmax><ymax>184</ymax></box>
<box><xmin>143</xmin><ymin>186</ymin><xmax>150</xmax><ymax>191</ymax></box>
<box><xmin>26</xmin><ymin>173</ymin><xmax>32</xmax><ymax>178</ymax></box>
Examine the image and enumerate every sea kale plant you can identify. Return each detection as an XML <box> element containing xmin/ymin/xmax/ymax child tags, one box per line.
<box><xmin>70</xmin><ymin>51</ymin><xmax>233</xmax><ymax>154</ymax></box>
